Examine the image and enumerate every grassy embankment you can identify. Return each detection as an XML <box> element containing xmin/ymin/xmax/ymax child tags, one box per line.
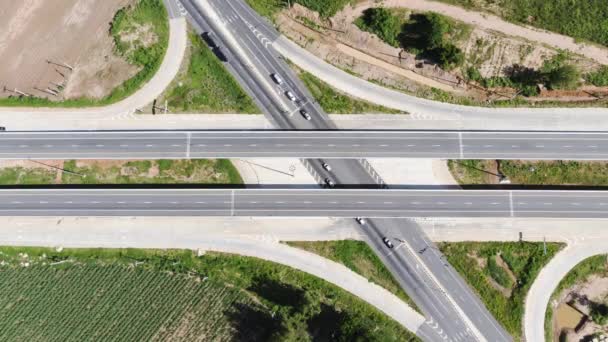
<box><xmin>544</xmin><ymin>254</ymin><xmax>608</xmax><ymax>341</ymax></box>
<box><xmin>161</xmin><ymin>32</ymin><xmax>259</xmax><ymax>113</ymax></box>
<box><xmin>286</xmin><ymin>240</ymin><xmax>418</xmax><ymax>310</ymax></box>
<box><xmin>0</xmin><ymin>247</ymin><xmax>419</xmax><ymax>341</ymax></box>
<box><xmin>438</xmin><ymin>241</ymin><xmax>563</xmax><ymax>340</ymax></box>
<box><xmin>0</xmin><ymin>159</ymin><xmax>242</xmax><ymax>185</ymax></box>
<box><xmin>297</xmin><ymin>71</ymin><xmax>404</xmax><ymax>114</ymax></box>
<box><xmin>0</xmin><ymin>0</ymin><xmax>169</xmax><ymax>107</ymax></box>
<box><xmin>449</xmin><ymin>160</ymin><xmax>608</xmax><ymax>186</ymax></box>
<box><xmin>435</xmin><ymin>0</ymin><xmax>608</xmax><ymax>48</ymax></box>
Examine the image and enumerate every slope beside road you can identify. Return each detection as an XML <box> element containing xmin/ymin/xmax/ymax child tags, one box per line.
<box><xmin>273</xmin><ymin>36</ymin><xmax>608</xmax><ymax>131</ymax></box>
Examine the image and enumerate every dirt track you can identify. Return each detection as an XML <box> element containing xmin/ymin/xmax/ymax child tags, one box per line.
<box><xmin>0</xmin><ymin>0</ymin><xmax>136</xmax><ymax>100</ymax></box>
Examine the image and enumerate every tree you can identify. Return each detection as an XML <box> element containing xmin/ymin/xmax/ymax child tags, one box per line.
<box><xmin>358</xmin><ymin>8</ymin><xmax>401</xmax><ymax>47</ymax></box>
<box><xmin>422</xmin><ymin>13</ymin><xmax>450</xmax><ymax>49</ymax></box>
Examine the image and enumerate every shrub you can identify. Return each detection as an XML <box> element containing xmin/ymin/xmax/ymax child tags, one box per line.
<box><xmin>546</xmin><ymin>64</ymin><xmax>580</xmax><ymax>90</ymax></box>
<box><xmin>585</xmin><ymin>66</ymin><xmax>608</xmax><ymax>87</ymax></box>
<box><xmin>435</xmin><ymin>43</ymin><xmax>464</xmax><ymax>69</ymax></box>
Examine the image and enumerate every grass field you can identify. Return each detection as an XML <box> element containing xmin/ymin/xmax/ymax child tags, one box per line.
<box><xmin>435</xmin><ymin>0</ymin><xmax>608</xmax><ymax>47</ymax></box>
<box><xmin>449</xmin><ymin>160</ymin><xmax>608</xmax><ymax>185</ymax></box>
<box><xmin>545</xmin><ymin>254</ymin><xmax>608</xmax><ymax>341</ymax></box>
<box><xmin>298</xmin><ymin>70</ymin><xmax>404</xmax><ymax>114</ymax></box>
<box><xmin>163</xmin><ymin>32</ymin><xmax>259</xmax><ymax>113</ymax></box>
<box><xmin>0</xmin><ymin>166</ymin><xmax>57</xmax><ymax>185</ymax></box>
<box><xmin>0</xmin><ymin>0</ymin><xmax>169</xmax><ymax>108</ymax></box>
<box><xmin>438</xmin><ymin>241</ymin><xmax>563</xmax><ymax>340</ymax></box>
<box><xmin>61</xmin><ymin>159</ymin><xmax>243</xmax><ymax>185</ymax></box>
<box><xmin>0</xmin><ymin>247</ymin><xmax>419</xmax><ymax>341</ymax></box>
<box><xmin>0</xmin><ymin>159</ymin><xmax>243</xmax><ymax>185</ymax></box>
<box><xmin>286</xmin><ymin>240</ymin><xmax>418</xmax><ymax>310</ymax></box>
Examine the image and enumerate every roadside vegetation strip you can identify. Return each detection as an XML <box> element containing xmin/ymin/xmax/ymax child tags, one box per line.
<box><xmin>544</xmin><ymin>254</ymin><xmax>608</xmax><ymax>341</ymax></box>
<box><xmin>438</xmin><ymin>241</ymin><xmax>563</xmax><ymax>340</ymax></box>
<box><xmin>435</xmin><ymin>0</ymin><xmax>608</xmax><ymax>48</ymax></box>
<box><xmin>0</xmin><ymin>159</ymin><xmax>243</xmax><ymax>185</ymax></box>
<box><xmin>0</xmin><ymin>247</ymin><xmax>419</xmax><ymax>341</ymax></box>
<box><xmin>162</xmin><ymin>32</ymin><xmax>259</xmax><ymax>114</ymax></box>
<box><xmin>286</xmin><ymin>240</ymin><xmax>419</xmax><ymax>311</ymax></box>
<box><xmin>449</xmin><ymin>160</ymin><xmax>608</xmax><ymax>186</ymax></box>
<box><xmin>297</xmin><ymin>70</ymin><xmax>405</xmax><ymax>114</ymax></box>
<box><xmin>245</xmin><ymin>0</ymin><xmax>355</xmax><ymax>19</ymax></box>
<box><xmin>0</xmin><ymin>0</ymin><xmax>169</xmax><ymax>108</ymax></box>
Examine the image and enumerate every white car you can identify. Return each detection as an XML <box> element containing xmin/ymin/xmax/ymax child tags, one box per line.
<box><xmin>322</xmin><ymin>162</ymin><xmax>331</xmax><ymax>171</ymax></box>
<box><xmin>356</xmin><ymin>217</ymin><xmax>366</xmax><ymax>225</ymax></box>
<box><xmin>285</xmin><ymin>90</ymin><xmax>297</xmax><ymax>102</ymax></box>
<box><xmin>382</xmin><ymin>237</ymin><xmax>394</xmax><ymax>249</ymax></box>
<box><xmin>271</xmin><ymin>73</ymin><xmax>284</xmax><ymax>85</ymax></box>
<box><xmin>300</xmin><ymin>109</ymin><xmax>311</xmax><ymax>121</ymax></box>
<box><xmin>324</xmin><ymin>178</ymin><xmax>335</xmax><ymax>188</ymax></box>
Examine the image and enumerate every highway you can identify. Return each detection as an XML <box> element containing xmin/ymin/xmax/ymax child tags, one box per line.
<box><xmin>182</xmin><ymin>0</ymin><xmax>510</xmax><ymax>341</ymax></box>
<box><xmin>3</xmin><ymin>130</ymin><xmax>608</xmax><ymax>160</ymax></box>
<box><xmin>1</xmin><ymin>188</ymin><xmax>605</xmax><ymax>218</ymax></box>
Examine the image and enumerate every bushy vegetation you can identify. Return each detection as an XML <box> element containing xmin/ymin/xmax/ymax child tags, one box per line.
<box><xmin>0</xmin><ymin>0</ymin><xmax>169</xmax><ymax>107</ymax></box>
<box><xmin>0</xmin><ymin>247</ymin><xmax>418</xmax><ymax>341</ymax></box>
<box><xmin>164</xmin><ymin>32</ymin><xmax>258</xmax><ymax>113</ymax></box>
<box><xmin>298</xmin><ymin>70</ymin><xmax>403</xmax><ymax>113</ymax></box>
<box><xmin>286</xmin><ymin>240</ymin><xmax>417</xmax><ymax>309</ymax></box>
<box><xmin>356</xmin><ymin>9</ymin><xmax>466</xmax><ymax>70</ymax></box>
<box><xmin>486</xmin><ymin>256</ymin><xmax>513</xmax><ymax>288</ymax></box>
<box><xmin>439</xmin><ymin>241</ymin><xmax>563</xmax><ymax>339</ymax></box>
<box><xmin>435</xmin><ymin>0</ymin><xmax>608</xmax><ymax>47</ymax></box>
<box><xmin>466</xmin><ymin>51</ymin><xmax>581</xmax><ymax>96</ymax></box>
<box><xmin>586</xmin><ymin>66</ymin><xmax>608</xmax><ymax>87</ymax></box>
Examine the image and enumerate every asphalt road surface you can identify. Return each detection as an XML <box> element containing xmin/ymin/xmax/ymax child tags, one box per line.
<box><xmin>2</xmin><ymin>189</ymin><xmax>606</xmax><ymax>218</ymax></box>
<box><xmin>2</xmin><ymin>130</ymin><xmax>608</xmax><ymax>160</ymax></box>
<box><xmin>181</xmin><ymin>1</ymin><xmax>510</xmax><ymax>340</ymax></box>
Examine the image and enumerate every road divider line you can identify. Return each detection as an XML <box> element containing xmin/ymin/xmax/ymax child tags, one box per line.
<box><xmin>459</xmin><ymin>132</ymin><xmax>464</xmax><ymax>158</ymax></box>
<box><xmin>186</xmin><ymin>132</ymin><xmax>191</xmax><ymax>158</ymax></box>
<box><xmin>509</xmin><ymin>191</ymin><xmax>514</xmax><ymax>217</ymax></box>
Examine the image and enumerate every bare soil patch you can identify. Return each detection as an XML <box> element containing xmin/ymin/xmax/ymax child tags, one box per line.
<box><xmin>554</xmin><ymin>275</ymin><xmax>608</xmax><ymax>341</ymax></box>
<box><xmin>0</xmin><ymin>0</ymin><xmax>138</xmax><ymax>100</ymax></box>
<box><xmin>275</xmin><ymin>1</ymin><xmax>605</xmax><ymax>104</ymax></box>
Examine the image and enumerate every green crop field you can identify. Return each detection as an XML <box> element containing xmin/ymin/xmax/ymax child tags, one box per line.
<box><xmin>0</xmin><ymin>247</ymin><xmax>418</xmax><ymax>341</ymax></box>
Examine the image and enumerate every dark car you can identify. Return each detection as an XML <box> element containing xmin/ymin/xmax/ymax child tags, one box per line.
<box><xmin>201</xmin><ymin>32</ymin><xmax>218</xmax><ymax>49</ymax></box>
<box><xmin>212</xmin><ymin>47</ymin><xmax>228</xmax><ymax>62</ymax></box>
<box><xmin>0</xmin><ymin>127</ymin><xmax>5</xmax><ymax>131</ymax></box>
